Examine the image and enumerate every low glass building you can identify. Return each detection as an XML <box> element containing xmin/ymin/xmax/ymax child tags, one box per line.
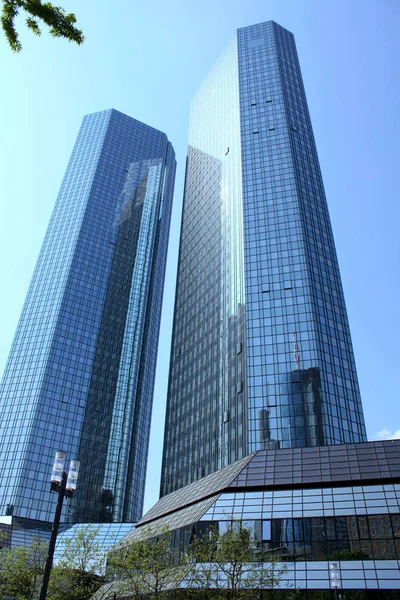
<box><xmin>0</xmin><ymin>517</ymin><xmax>132</xmax><ymax>562</ymax></box>
<box><xmin>117</xmin><ymin>440</ymin><xmax>400</xmax><ymax>597</ymax></box>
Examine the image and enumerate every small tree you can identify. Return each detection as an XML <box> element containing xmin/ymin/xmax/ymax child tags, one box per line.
<box><xmin>189</xmin><ymin>522</ymin><xmax>287</xmax><ymax>599</ymax></box>
<box><xmin>47</xmin><ymin>524</ymin><xmax>106</xmax><ymax>600</ymax></box>
<box><xmin>0</xmin><ymin>536</ymin><xmax>47</xmax><ymax>600</ymax></box>
<box><xmin>1</xmin><ymin>0</ymin><xmax>84</xmax><ymax>52</ymax></box>
<box><xmin>0</xmin><ymin>528</ymin><xmax>10</xmax><ymax>549</ymax></box>
<box><xmin>108</xmin><ymin>525</ymin><xmax>192</xmax><ymax>599</ymax></box>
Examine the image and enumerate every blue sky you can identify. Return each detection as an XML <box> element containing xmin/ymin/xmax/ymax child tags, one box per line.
<box><xmin>0</xmin><ymin>0</ymin><xmax>399</xmax><ymax>512</ymax></box>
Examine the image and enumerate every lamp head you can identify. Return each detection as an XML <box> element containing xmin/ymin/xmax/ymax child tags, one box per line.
<box><xmin>66</xmin><ymin>459</ymin><xmax>80</xmax><ymax>492</ymax></box>
<box><xmin>50</xmin><ymin>451</ymin><xmax>66</xmax><ymax>484</ymax></box>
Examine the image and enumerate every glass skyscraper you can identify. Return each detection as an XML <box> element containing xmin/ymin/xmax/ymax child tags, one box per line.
<box><xmin>161</xmin><ymin>21</ymin><xmax>366</xmax><ymax>497</ymax></box>
<box><xmin>0</xmin><ymin>109</ymin><xmax>176</xmax><ymax>524</ymax></box>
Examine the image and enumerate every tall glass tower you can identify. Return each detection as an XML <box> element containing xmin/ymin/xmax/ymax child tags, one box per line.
<box><xmin>0</xmin><ymin>109</ymin><xmax>176</xmax><ymax>523</ymax></box>
<box><xmin>161</xmin><ymin>21</ymin><xmax>366</xmax><ymax>497</ymax></box>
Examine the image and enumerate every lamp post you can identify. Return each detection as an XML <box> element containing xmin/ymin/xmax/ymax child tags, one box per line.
<box><xmin>329</xmin><ymin>562</ymin><xmax>341</xmax><ymax>600</ymax></box>
<box><xmin>39</xmin><ymin>451</ymin><xmax>80</xmax><ymax>600</ymax></box>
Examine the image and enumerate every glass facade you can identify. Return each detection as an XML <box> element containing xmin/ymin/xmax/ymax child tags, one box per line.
<box><xmin>56</xmin><ymin>522</ymin><xmax>134</xmax><ymax>560</ymax></box>
<box><xmin>122</xmin><ymin>442</ymin><xmax>400</xmax><ymax>595</ymax></box>
<box><xmin>161</xmin><ymin>20</ymin><xmax>366</xmax><ymax>497</ymax></box>
<box><xmin>162</xmin><ymin>36</ymin><xmax>245</xmax><ymax>494</ymax></box>
<box><xmin>0</xmin><ymin>109</ymin><xmax>176</xmax><ymax>524</ymax></box>
<box><xmin>167</xmin><ymin>508</ymin><xmax>400</xmax><ymax>563</ymax></box>
<box><xmin>0</xmin><ymin>516</ymin><xmax>134</xmax><ymax>562</ymax></box>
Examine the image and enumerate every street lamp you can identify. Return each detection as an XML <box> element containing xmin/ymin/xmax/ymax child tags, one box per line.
<box><xmin>39</xmin><ymin>451</ymin><xmax>80</xmax><ymax>600</ymax></box>
<box><xmin>329</xmin><ymin>562</ymin><xmax>341</xmax><ymax>600</ymax></box>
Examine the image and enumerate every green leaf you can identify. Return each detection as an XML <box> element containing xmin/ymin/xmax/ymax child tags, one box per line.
<box><xmin>1</xmin><ymin>0</ymin><xmax>84</xmax><ymax>51</ymax></box>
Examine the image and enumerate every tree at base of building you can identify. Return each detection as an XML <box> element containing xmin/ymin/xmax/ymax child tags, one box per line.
<box><xmin>106</xmin><ymin>522</ymin><xmax>287</xmax><ymax>599</ymax></box>
<box><xmin>0</xmin><ymin>525</ymin><xmax>105</xmax><ymax>600</ymax></box>
<box><xmin>189</xmin><ymin>522</ymin><xmax>287</xmax><ymax>600</ymax></box>
<box><xmin>0</xmin><ymin>536</ymin><xmax>47</xmax><ymax>600</ymax></box>
<box><xmin>109</xmin><ymin>525</ymin><xmax>193</xmax><ymax>599</ymax></box>
<box><xmin>47</xmin><ymin>524</ymin><xmax>106</xmax><ymax>600</ymax></box>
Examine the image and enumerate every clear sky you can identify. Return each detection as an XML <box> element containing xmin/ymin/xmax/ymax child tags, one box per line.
<box><xmin>0</xmin><ymin>0</ymin><xmax>399</xmax><ymax>514</ymax></box>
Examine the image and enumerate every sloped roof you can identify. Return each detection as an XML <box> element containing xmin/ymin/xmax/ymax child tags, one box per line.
<box><xmin>231</xmin><ymin>440</ymin><xmax>400</xmax><ymax>489</ymax></box>
<box><xmin>138</xmin><ymin>453</ymin><xmax>255</xmax><ymax>526</ymax></box>
<box><xmin>122</xmin><ymin>495</ymin><xmax>219</xmax><ymax>543</ymax></box>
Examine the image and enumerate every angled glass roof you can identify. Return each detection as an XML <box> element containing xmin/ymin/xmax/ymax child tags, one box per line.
<box><xmin>122</xmin><ymin>495</ymin><xmax>220</xmax><ymax>543</ymax></box>
<box><xmin>139</xmin><ymin>453</ymin><xmax>255</xmax><ymax>525</ymax></box>
<box><xmin>231</xmin><ymin>440</ymin><xmax>400</xmax><ymax>489</ymax></box>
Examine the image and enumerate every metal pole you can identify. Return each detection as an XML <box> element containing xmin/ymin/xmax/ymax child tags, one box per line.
<box><xmin>39</xmin><ymin>471</ymin><xmax>67</xmax><ymax>600</ymax></box>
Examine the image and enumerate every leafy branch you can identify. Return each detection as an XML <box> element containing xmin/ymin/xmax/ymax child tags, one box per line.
<box><xmin>1</xmin><ymin>0</ymin><xmax>84</xmax><ymax>52</ymax></box>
